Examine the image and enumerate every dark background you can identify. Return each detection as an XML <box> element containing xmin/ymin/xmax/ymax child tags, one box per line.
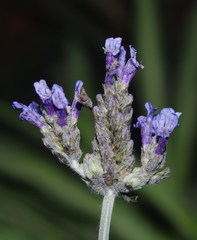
<box><xmin>0</xmin><ymin>0</ymin><xmax>197</xmax><ymax>239</ymax></box>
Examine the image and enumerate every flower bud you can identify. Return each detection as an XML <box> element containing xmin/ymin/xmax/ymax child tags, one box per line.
<box><xmin>83</xmin><ymin>154</ymin><xmax>104</xmax><ymax>179</ymax></box>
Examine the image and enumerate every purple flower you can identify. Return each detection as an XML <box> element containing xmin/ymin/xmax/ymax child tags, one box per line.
<box><xmin>116</xmin><ymin>46</ymin><xmax>126</xmax><ymax>78</ymax></box>
<box><xmin>33</xmin><ymin>79</ymin><xmax>51</xmax><ymax>103</ymax></box>
<box><xmin>52</xmin><ymin>84</ymin><xmax>69</xmax><ymax>109</ymax></box>
<box><xmin>134</xmin><ymin>102</ymin><xmax>157</xmax><ymax>145</ymax></box>
<box><xmin>51</xmin><ymin>84</ymin><xmax>69</xmax><ymax>126</ymax></box>
<box><xmin>71</xmin><ymin>80</ymin><xmax>93</xmax><ymax>118</ymax></box>
<box><xmin>135</xmin><ymin>102</ymin><xmax>182</xmax><ymax>155</ymax></box>
<box><xmin>34</xmin><ymin>80</ymin><xmax>55</xmax><ymax>116</ymax></box>
<box><xmin>13</xmin><ymin>79</ymin><xmax>90</xmax><ymax>128</ymax></box>
<box><xmin>103</xmin><ymin>37</ymin><xmax>143</xmax><ymax>85</ymax></box>
<box><xmin>34</xmin><ymin>80</ymin><xmax>70</xmax><ymax>125</ymax></box>
<box><xmin>12</xmin><ymin>101</ymin><xmax>43</xmax><ymax>128</ymax></box>
<box><xmin>152</xmin><ymin>108</ymin><xmax>182</xmax><ymax>138</ymax></box>
<box><xmin>103</xmin><ymin>38</ymin><xmax>122</xmax><ymax>84</ymax></box>
<box><xmin>152</xmin><ymin>108</ymin><xmax>182</xmax><ymax>155</ymax></box>
<box><xmin>119</xmin><ymin>47</ymin><xmax>143</xmax><ymax>85</ymax></box>
<box><xmin>72</xmin><ymin>80</ymin><xmax>84</xmax><ymax>118</ymax></box>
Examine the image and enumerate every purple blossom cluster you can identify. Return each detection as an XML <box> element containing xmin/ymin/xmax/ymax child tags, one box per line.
<box><xmin>12</xmin><ymin>37</ymin><xmax>182</xmax><ymax>199</ymax></box>
<box><xmin>13</xmin><ymin>79</ymin><xmax>91</xmax><ymax>128</ymax></box>
<box><xmin>103</xmin><ymin>37</ymin><xmax>144</xmax><ymax>85</ymax></box>
<box><xmin>134</xmin><ymin>102</ymin><xmax>182</xmax><ymax>155</ymax></box>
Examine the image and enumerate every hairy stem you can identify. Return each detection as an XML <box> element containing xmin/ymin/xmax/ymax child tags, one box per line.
<box><xmin>98</xmin><ymin>190</ymin><xmax>116</xmax><ymax>240</ymax></box>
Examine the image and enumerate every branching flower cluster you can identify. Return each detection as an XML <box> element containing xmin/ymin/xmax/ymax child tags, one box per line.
<box><xmin>13</xmin><ymin>37</ymin><xmax>181</xmax><ymax>202</ymax></box>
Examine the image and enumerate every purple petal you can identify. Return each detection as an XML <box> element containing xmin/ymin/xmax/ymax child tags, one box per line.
<box><xmin>116</xmin><ymin>46</ymin><xmax>126</xmax><ymax>78</ymax></box>
<box><xmin>103</xmin><ymin>37</ymin><xmax>122</xmax><ymax>56</ymax></box>
<box><xmin>75</xmin><ymin>80</ymin><xmax>83</xmax><ymax>94</ymax></box>
<box><xmin>34</xmin><ymin>79</ymin><xmax>51</xmax><ymax>103</ymax></box>
<box><xmin>134</xmin><ymin>115</ymin><xmax>152</xmax><ymax>145</ymax></box>
<box><xmin>51</xmin><ymin>84</ymin><xmax>69</xmax><ymax>126</ymax></box>
<box><xmin>145</xmin><ymin>102</ymin><xmax>158</xmax><ymax>115</ymax></box>
<box><xmin>129</xmin><ymin>46</ymin><xmax>142</xmax><ymax>69</ymax></box>
<box><xmin>121</xmin><ymin>46</ymin><xmax>144</xmax><ymax>85</ymax></box>
<box><xmin>71</xmin><ymin>80</ymin><xmax>92</xmax><ymax>118</ymax></box>
<box><xmin>52</xmin><ymin>84</ymin><xmax>69</xmax><ymax>109</ymax></box>
<box><xmin>121</xmin><ymin>59</ymin><xmax>138</xmax><ymax>85</ymax></box>
<box><xmin>134</xmin><ymin>102</ymin><xmax>157</xmax><ymax>145</ymax></box>
<box><xmin>12</xmin><ymin>101</ymin><xmax>26</xmax><ymax>109</ymax></box>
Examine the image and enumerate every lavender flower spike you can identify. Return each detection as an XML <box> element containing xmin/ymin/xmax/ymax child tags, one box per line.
<box><xmin>12</xmin><ymin>101</ymin><xmax>43</xmax><ymax>128</ymax></box>
<box><xmin>12</xmin><ymin>38</ymin><xmax>183</xmax><ymax>240</ymax></box>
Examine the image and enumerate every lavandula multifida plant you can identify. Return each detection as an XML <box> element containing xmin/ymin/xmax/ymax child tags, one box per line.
<box><xmin>13</xmin><ymin>37</ymin><xmax>181</xmax><ymax>240</ymax></box>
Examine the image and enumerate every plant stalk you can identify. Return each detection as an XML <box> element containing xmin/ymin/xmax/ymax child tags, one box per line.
<box><xmin>98</xmin><ymin>189</ymin><xmax>116</xmax><ymax>240</ymax></box>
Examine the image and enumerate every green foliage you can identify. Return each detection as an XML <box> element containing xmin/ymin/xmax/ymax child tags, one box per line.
<box><xmin>1</xmin><ymin>1</ymin><xmax>197</xmax><ymax>239</ymax></box>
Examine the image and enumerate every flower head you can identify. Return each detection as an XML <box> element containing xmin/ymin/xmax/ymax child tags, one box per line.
<box><xmin>103</xmin><ymin>37</ymin><xmax>143</xmax><ymax>85</ymax></box>
<box><xmin>12</xmin><ymin>37</ymin><xmax>182</xmax><ymax>203</ymax></box>
<box><xmin>13</xmin><ymin>79</ymin><xmax>92</xmax><ymax>128</ymax></box>
<box><xmin>13</xmin><ymin>79</ymin><xmax>92</xmax><ymax>175</ymax></box>
<box><xmin>135</xmin><ymin>102</ymin><xmax>182</xmax><ymax>155</ymax></box>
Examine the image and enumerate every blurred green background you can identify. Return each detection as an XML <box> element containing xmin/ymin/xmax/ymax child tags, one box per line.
<box><xmin>0</xmin><ymin>0</ymin><xmax>197</xmax><ymax>239</ymax></box>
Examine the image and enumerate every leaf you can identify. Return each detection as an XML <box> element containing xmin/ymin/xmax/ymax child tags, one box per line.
<box><xmin>135</xmin><ymin>0</ymin><xmax>166</xmax><ymax>107</ymax></box>
<box><xmin>169</xmin><ymin>5</ymin><xmax>197</xmax><ymax>191</ymax></box>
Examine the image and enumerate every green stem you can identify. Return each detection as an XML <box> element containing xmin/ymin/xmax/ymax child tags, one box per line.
<box><xmin>98</xmin><ymin>190</ymin><xmax>116</xmax><ymax>240</ymax></box>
